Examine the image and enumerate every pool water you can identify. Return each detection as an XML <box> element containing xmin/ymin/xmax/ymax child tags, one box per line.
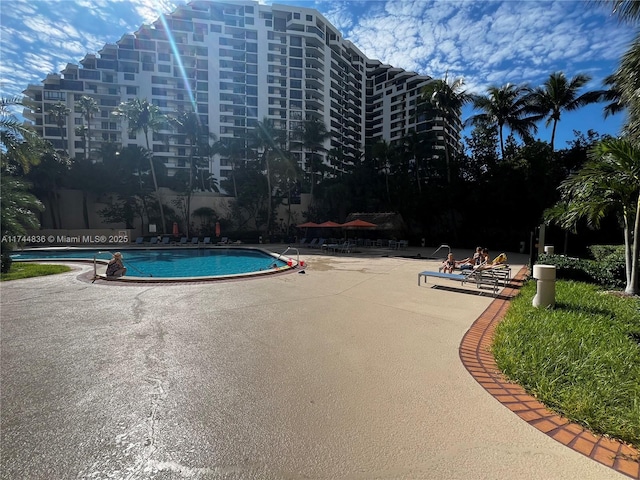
<box><xmin>11</xmin><ymin>248</ymin><xmax>288</xmax><ymax>279</ymax></box>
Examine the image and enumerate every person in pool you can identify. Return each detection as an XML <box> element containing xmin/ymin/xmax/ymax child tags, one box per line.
<box><xmin>106</xmin><ymin>252</ymin><xmax>127</xmax><ymax>278</ymax></box>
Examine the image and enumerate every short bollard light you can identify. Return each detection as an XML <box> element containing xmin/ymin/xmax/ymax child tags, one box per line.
<box><xmin>544</xmin><ymin>245</ymin><xmax>555</xmax><ymax>255</ymax></box>
<box><xmin>532</xmin><ymin>264</ymin><xmax>556</xmax><ymax>308</ymax></box>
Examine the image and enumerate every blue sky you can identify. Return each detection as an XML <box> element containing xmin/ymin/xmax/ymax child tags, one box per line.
<box><xmin>0</xmin><ymin>0</ymin><xmax>636</xmax><ymax>149</ymax></box>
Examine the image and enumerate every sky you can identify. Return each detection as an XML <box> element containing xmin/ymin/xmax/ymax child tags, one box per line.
<box><xmin>0</xmin><ymin>0</ymin><xmax>636</xmax><ymax>149</ymax></box>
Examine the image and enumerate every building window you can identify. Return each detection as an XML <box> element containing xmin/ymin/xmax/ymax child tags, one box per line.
<box><xmin>158</xmin><ymin>64</ymin><xmax>171</xmax><ymax>73</ymax></box>
<box><xmin>126</xmin><ymin>86</ymin><xmax>137</xmax><ymax>94</ymax></box>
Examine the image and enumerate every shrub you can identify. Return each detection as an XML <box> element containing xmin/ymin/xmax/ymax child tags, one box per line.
<box><xmin>537</xmin><ymin>244</ymin><xmax>625</xmax><ymax>289</ymax></box>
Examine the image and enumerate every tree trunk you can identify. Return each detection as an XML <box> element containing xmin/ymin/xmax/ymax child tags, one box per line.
<box><xmin>144</xmin><ymin>128</ymin><xmax>166</xmax><ymax>234</ymax></box>
<box><xmin>625</xmin><ymin>195</ymin><xmax>640</xmax><ymax>295</ymax></box>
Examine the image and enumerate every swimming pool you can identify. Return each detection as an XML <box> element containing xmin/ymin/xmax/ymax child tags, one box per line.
<box><xmin>11</xmin><ymin>247</ymin><xmax>295</xmax><ymax>280</ymax></box>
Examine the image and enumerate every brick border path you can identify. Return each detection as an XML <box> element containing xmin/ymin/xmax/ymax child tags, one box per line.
<box><xmin>459</xmin><ymin>267</ymin><xmax>640</xmax><ymax>479</ymax></box>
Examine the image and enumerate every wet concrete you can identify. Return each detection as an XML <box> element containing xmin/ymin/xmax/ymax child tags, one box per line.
<box><xmin>0</xmin><ymin>249</ymin><xmax>624</xmax><ymax>479</ymax></box>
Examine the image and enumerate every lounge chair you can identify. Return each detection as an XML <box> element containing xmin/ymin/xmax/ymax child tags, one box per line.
<box><xmin>191</xmin><ymin>237</ymin><xmax>199</xmax><ymax>245</ymax></box>
<box><xmin>162</xmin><ymin>237</ymin><xmax>170</xmax><ymax>245</ymax></box>
<box><xmin>203</xmin><ymin>237</ymin><xmax>211</xmax><ymax>245</ymax></box>
<box><xmin>150</xmin><ymin>237</ymin><xmax>158</xmax><ymax>245</ymax></box>
<box><xmin>299</xmin><ymin>238</ymin><xmax>307</xmax><ymax>246</ymax></box>
<box><xmin>180</xmin><ymin>237</ymin><xmax>188</xmax><ymax>245</ymax></box>
<box><xmin>135</xmin><ymin>236</ymin><xmax>144</xmax><ymax>245</ymax></box>
<box><xmin>312</xmin><ymin>238</ymin><xmax>326</xmax><ymax>249</ymax></box>
<box><xmin>306</xmin><ymin>238</ymin><xmax>318</xmax><ymax>248</ymax></box>
<box><xmin>217</xmin><ymin>236</ymin><xmax>229</xmax><ymax>245</ymax></box>
<box><xmin>418</xmin><ymin>269</ymin><xmax>499</xmax><ymax>296</ymax></box>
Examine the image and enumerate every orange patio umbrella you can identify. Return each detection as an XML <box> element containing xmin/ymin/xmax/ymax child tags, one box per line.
<box><xmin>297</xmin><ymin>221</ymin><xmax>321</xmax><ymax>228</ymax></box>
<box><xmin>317</xmin><ymin>221</ymin><xmax>342</xmax><ymax>228</ymax></box>
<box><xmin>341</xmin><ymin>219</ymin><xmax>377</xmax><ymax>228</ymax></box>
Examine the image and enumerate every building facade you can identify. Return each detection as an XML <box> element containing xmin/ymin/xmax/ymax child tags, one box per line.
<box><xmin>22</xmin><ymin>0</ymin><xmax>460</xmax><ymax>193</ymax></box>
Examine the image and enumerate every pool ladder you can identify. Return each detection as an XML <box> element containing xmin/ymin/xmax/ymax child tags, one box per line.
<box><xmin>276</xmin><ymin>246</ymin><xmax>305</xmax><ymax>270</ymax></box>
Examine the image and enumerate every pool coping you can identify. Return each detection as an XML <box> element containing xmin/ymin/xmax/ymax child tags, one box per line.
<box><xmin>11</xmin><ymin>246</ymin><xmax>303</xmax><ymax>283</ymax></box>
<box><xmin>459</xmin><ymin>266</ymin><xmax>640</xmax><ymax>479</ymax></box>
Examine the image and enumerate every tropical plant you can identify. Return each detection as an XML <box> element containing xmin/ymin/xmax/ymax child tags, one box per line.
<box><xmin>466</xmin><ymin>84</ymin><xmax>539</xmax><ymax>158</ymax></box>
<box><xmin>247</xmin><ymin>118</ymin><xmax>287</xmax><ymax>233</ymax></box>
<box><xmin>545</xmin><ymin>137</ymin><xmax>639</xmax><ymax>295</ymax></box>
<box><xmin>113</xmin><ymin>98</ymin><xmax>168</xmax><ymax>233</ymax></box>
<box><xmin>216</xmin><ymin>137</ymin><xmax>246</xmax><ymax>197</ymax></box>
<box><xmin>419</xmin><ymin>74</ymin><xmax>471</xmax><ymax>183</ymax></box>
<box><xmin>170</xmin><ymin>110</ymin><xmax>215</xmax><ymax>236</ymax></box>
<box><xmin>48</xmin><ymin>102</ymin><xmax>70</xmax><ymax>154</ymax></box>
<box><xmin>299</xmin><ymin>119</ymin><xmax>330</xmax><ymax>197</ymax></box>
<box><xmin>76</xmin><ymin>96</ymin><xmax>98</xmax><ymax>161</ymax></box>
<box><xmin>1</xmin><ymin>97</ymin><xmax>45</xmax><ymax>174</ymax></box>
<box><xmin>528</xmin><ymin>72</ymin><xmax>605</xmax><ymax>151</ymax></box>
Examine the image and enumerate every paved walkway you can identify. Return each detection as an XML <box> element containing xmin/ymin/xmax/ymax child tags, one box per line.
<box><xmin>0</xmin><ymin>247</ymin><xmax>635</xmax><ymax>479</ymax></box>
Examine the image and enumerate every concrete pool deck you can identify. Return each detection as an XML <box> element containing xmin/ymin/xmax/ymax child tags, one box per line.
<box><xmin>0</xmin><ymin>247</ymin><xmax>635</xmax><ymax>479</ymax></box>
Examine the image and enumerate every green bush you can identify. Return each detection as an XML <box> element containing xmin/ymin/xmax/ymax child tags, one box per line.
<box><xmin>537</xmin><ymin>244</ymin><xmax>625</xmax><ymax>289</ymax></box>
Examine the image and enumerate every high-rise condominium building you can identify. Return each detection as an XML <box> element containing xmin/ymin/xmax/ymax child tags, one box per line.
<box><xmin>22</xmin><ymin>0</ymin><xmax>461</xmax><ymax>192</ymax></box>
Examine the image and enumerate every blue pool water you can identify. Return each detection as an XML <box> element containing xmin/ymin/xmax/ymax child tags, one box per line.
<box><xmin>11</xmin><ymin>248</ymin><xmax>288</xmax><ymax>279</ymax></box>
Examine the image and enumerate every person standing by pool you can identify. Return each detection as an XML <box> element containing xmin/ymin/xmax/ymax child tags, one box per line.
<box><xmin>106</xmin><ymin>252</ymin><xmax>127</xmax><ymax>278</ymax></box>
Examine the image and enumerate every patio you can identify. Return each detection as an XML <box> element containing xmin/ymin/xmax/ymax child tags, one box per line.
<box><xmin>0</xmin><ymin>249</ymin><xmax>622</xmax><ymax>479</ymax></box>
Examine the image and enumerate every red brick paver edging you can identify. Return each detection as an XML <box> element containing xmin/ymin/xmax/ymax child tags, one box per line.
<box><xmin>459</xmin><ymin>267</ymin><xmax>640</xmax><ymax>479</ymax></box>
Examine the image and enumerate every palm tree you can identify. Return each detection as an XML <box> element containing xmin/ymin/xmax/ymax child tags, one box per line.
<box><xmin>1</xmin><ymin>97</ymin><xmax>44</xmax><ymax>174</ymax></box>
<box><xmin>596</xmin><ymin>0</ymin><xmax>640</xmax><ymax>21</ymax></box>
<box><xmin>466</xmin><ymin>84</ymin><xmax>539</xmax><ymax>158</ymax></box>
<box><xmin>171</xmin><ymin>111</ymin><xmax>217</xmax><ymax>235</ymax></box>
<box><xmin>48</xmin><ymin>102</ymin><xmax>70</xmax><ymax>155</ymax></box>
<box><xmin>248</xmin><ymin>118</ymin><xmax>286</xmax><ymax>233</ymax></box>
<box><xmin>597</xmin><ymin>1</ymin><xmax>640</xmax><ymax>142</ymax></box>
<box><xmin>299</xmin><ymin>119</ymin><xmax>330</xmax><ymax>197</ymax></box>
<box><xmin>420</xmin><ymin>74</ymin><xmax>472</xmax><ymax>184</ymax></box>
<box><xmin>372</xmin><ymin>139</ymin><xmax>392</xmax><ymax>204</ymax></box>
<box><xmin>76</xmin><ymin>96</ymin><xmax>98</xmax><ymax>161</ymax></box>
<box><xmin>528</xmin><ymin>72</ymin><xmax>604</xmax><ymax>151</ymax></box>
<box><xmin>216</xmin><ymin>137</ymin><xmax>246</xmax><ymax>198</ymax></box>
<box><xmin>545</xmin><ymin>137</ymin><xmax>639</xmax><ymax>295</ymax></box>
<box><xmin>113</xmin><ymin>98</ymin><xmax>167</xmax><ymax>234</ymax></box>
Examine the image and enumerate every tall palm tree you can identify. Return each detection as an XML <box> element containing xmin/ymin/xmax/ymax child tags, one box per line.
<box><xmin>372</xmin><ymin>139</ymin><xmax>393</xmax><ymax>204</ymax></box>
<box><xmin>248</xmin><ymin>118</ymin><xmax>286</xmax><ymax>233</ymax></box>
<box><xmin>170</xmin><ymin>110</ymin><xmax>217</xmax><ymax>236</ymax></box>
<box><xmin>113</xmin><ymin>98</ymin><xmax>168</xmax><ymax>234</ymax></box>
<box><xmin>299</xmin><ymin>119</ymin><xmax>330</xmax><ymax>197</ymax></box>
<box><xmin>76</xmin><ymin>96</ymin><xmax>98</xmax><ymax>161</ymax></box>
<box><xmin>49</xmin><ymin>102</ymin><xmax>70</xmax><ymax>155</ymax></box>
<box><xmin>545</xmin><ymin>137</ymin><xmax>639</xmax><ymax>295</ymax></box>
<box><xmin>420</xmin><ymin>74</ymin><xmax>471</xmax><ymax>184</ymax></box>
<box><xmin>528</xmin><ymin>72</ymin><xmax>604</xmax><ymax>151</ymax></box>
<box><xmin>216</xmin><ymin>137</ymin><xmax>246</xmax><ymax>198</ymax></box>
<box><xmin>466</xmin><ymin>84</ymin><xmax>539</xmax><ymax>158</ymax></box>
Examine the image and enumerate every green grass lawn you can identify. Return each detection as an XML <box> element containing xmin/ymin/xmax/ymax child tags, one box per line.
<box><xmin>493</xmin><ymin>280</ymin><xmax>640</xmax><ymax>448</ymax></box>
<box><xmin>1</xmin><ymin>262</ymin><xmax>71</xmax><ymax>281</ymax></box>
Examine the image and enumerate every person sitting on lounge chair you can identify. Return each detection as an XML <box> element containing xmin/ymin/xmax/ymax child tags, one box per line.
<box><xmin>441</xmin><ymin>253</ymin><xmax>458</xmax><ymax>274</ymax></box>
<box><xmin>474</xmin><ymin>250</ymin><xmax>508</xmax><ymax>271</ymax></box>
<box><xmin>458</xmin><ymin>246</ymin><xmax>483</xmax><ymax>271</ymax></box>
